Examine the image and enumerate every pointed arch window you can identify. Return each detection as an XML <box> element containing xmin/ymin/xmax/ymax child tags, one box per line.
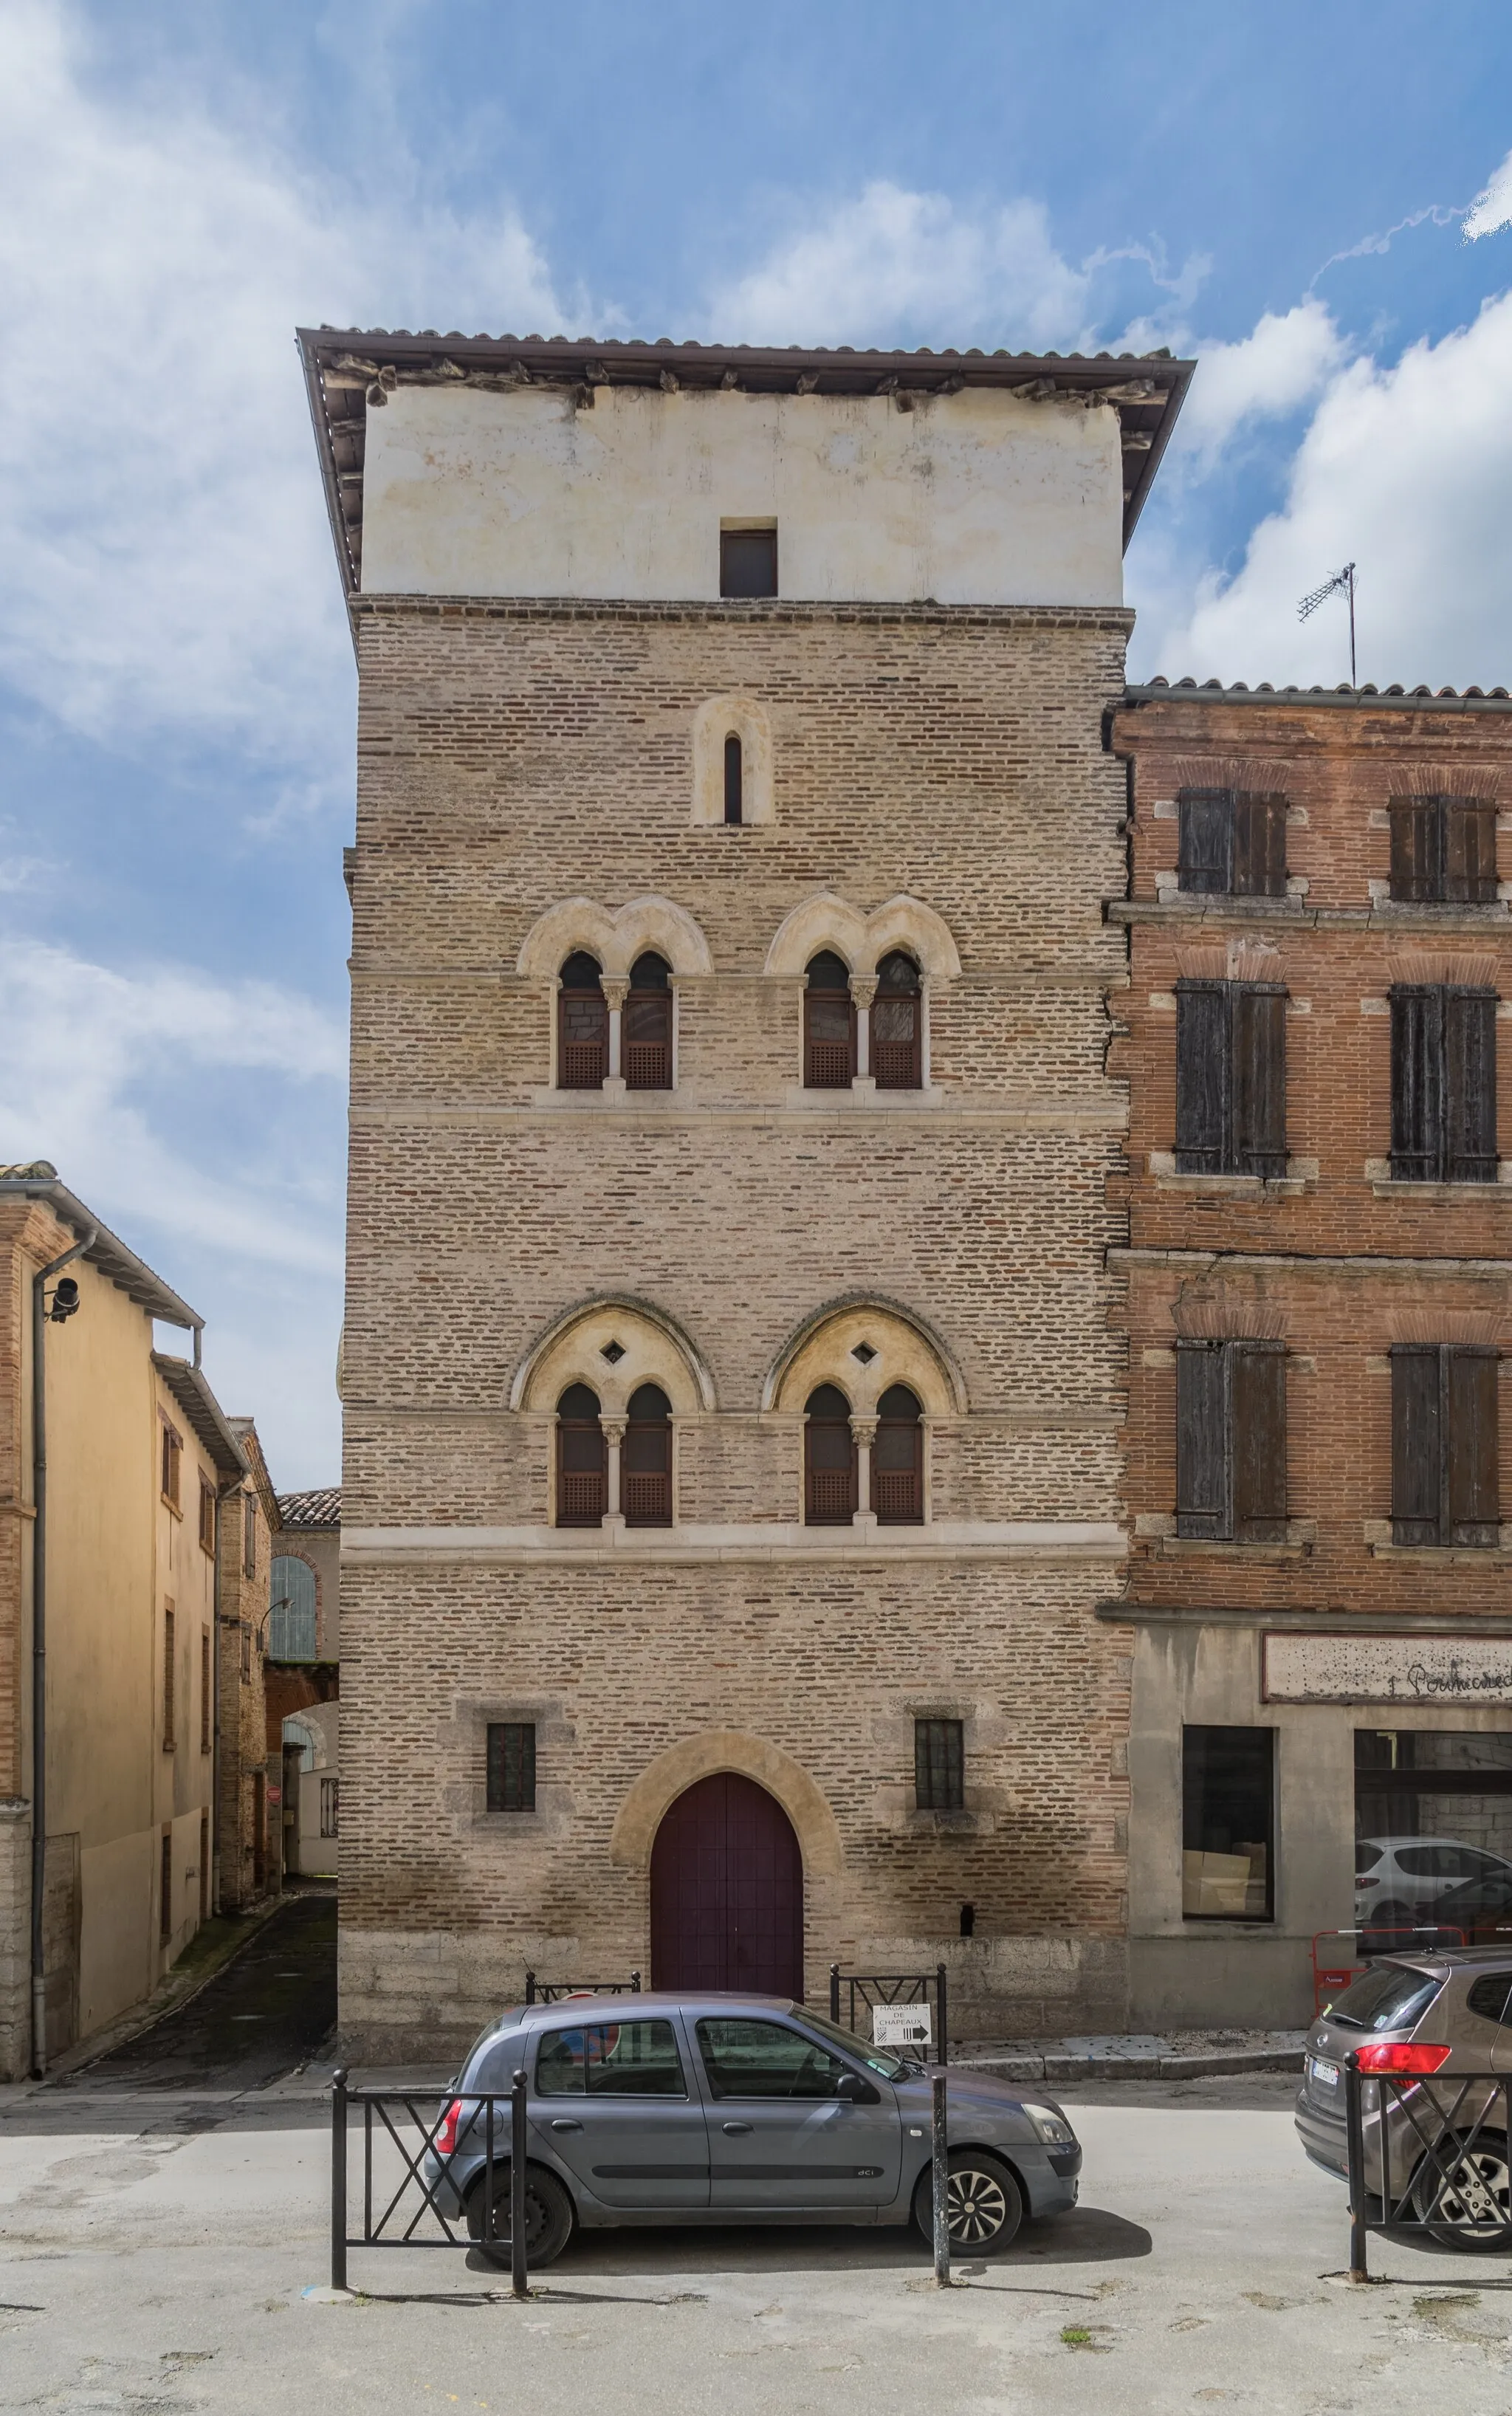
<box><xmin>624</xmin><ymin>953</ymin><xmax>673</xmax><ymax>1091</ymax></box>
<box><xmin>623</xmin><ymin>1382</ymin><xmax>673</xmax><ymax>1526</ymax></box>
<box><xmin>724</xmin><ymin>734</ymin><xmax>743</xmax><ymax>826</ymax></box>
<box><xmin>805</xmin><ymin>1383</ymin><xmax>856</xmax><ymax>1524</ymax></box>
<box><xmin>873</xmin><ymin>1384</ymin><xmax>924</xmax><ymax>1523</ymax></box>
<box><xmin>558</xmin><ymin>953</ymin><xmax>608</xmax><ymax>1089</ymax></box>
<box><xmin>873</xmin><ymin>952</ymin><xmax>922</xmax><ymax>1090</ymax></box>
<box><xmin>804</xmin><ymin>953</ymin><xmax>855</xmax><ymax>1089</ymax></box>
<box><xmin>556</xmin><ymin>1383</ymin><xmax>606</xmax><ymax>1526</ymax></box>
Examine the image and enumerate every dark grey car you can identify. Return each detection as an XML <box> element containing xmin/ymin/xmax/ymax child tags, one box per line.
<box><xmin>1296</xmin><ymin>1947</ymin><xmax>1512</xmax><ymax>2242</ymax></box>
<box><xmin>425</xmin><ymin>1992</ymin><xmax>1082</xmax><ymax>2266</ymax></box>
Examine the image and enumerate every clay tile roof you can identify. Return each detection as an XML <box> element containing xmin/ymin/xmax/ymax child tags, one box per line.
<box><xmin>1124</xmin><ymin>679</ymin><xmax>1512</xmax><ymax>714</ymax></box>
<box><xmin>276</xmin><ymin>1486</ymin><xmax>341</xmax><ymax>1530</ymax></box>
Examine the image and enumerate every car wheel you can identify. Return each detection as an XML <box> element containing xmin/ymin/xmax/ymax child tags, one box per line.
<box><xmin>466</xmin><ymin>2163</ymin><xmax>575</xmax><ymax>2270</ymax></box>
<box><xmin>1411</xmin><ymin>2131</ymin><xmax>1512</xmax><ymax>2252</ymax></box>
<box><xmin>911</xmin><ymin>2150</ymin><xmax>1023</xmax><ymax>2257</ymax></box>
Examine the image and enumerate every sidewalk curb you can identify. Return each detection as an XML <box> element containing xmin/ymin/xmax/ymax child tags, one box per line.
<box><xmin>955</xmin><ymin>2047</ymin><xmax>1305</xmax><ymax>2083</ymax></box>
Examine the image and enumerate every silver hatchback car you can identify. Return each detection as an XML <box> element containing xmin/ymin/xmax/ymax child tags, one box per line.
<box><xmin>1296</xmin><ymin>1947</ymin><xmax>1512</xmax><ymax>2241</ymax></box>
<box><xmin>425</xmin><ymin>1991</ymin><xmax>1082</xmax><ymax>2267</ymax></box>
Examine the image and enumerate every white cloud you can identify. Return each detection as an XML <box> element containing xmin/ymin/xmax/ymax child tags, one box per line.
<box><xmin>1465</xmin><ymin>147</ymin><xmax>1512</xmax><ymax>241</ymax></box>
<box><xmin>1138</xmin><ymin>289</ymin><xmax>1512</xmax><ymax>690</ymax></box>
<box><xmin>0</xmin><ymin>935</ymin><xmax>346</xmax><ymax>1275</ymax></box>
<box><xmin>709</xmin><ymin>179</ymin><xmax>1091</xmax><ymax>352</ymax></box>
<box><xmin>1173</xmin><ymin>298</ymin><xmax>1346</xmax><ymax>461</ymax></box>
<box><xmin>0</xmin><ymin>0</ymin><xmax>575</xmax><ymax>770</ymax></box>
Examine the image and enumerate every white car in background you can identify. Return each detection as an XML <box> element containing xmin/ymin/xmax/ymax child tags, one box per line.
<box><xmin>1355</xmin><ymin>1836</ymin><xmax>1512</xmax><ymax>1933</ymax></box>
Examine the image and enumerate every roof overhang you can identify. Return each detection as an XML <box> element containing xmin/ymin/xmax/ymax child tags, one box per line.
<box><xmin>1120</xmin><ymin>678</ymin><xmax>1512</xmax><ymax>715</ymax></box>
<box><xmin>0</xmin><ymin>1170</ymin><xmax>200</xmax><ymax>1328</ymax></box>
<box><xmin>154</xmin><ymin>1355</ymin><xmax>249</xmax><ymax>1482</ymax></box>
<box><xmin>298</xmin><ymin>327</ymin><xmax>1195</xmax><ymax>609</ymax></box>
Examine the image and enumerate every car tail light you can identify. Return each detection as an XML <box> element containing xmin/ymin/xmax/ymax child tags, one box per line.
<box><xmin>1355</xmin><ymin>2041</ymin><xmax>1451</xmax><ymax>2076</ymax></box>
<box><xmin>435</xmin><ymin>2098</ymin><xmax>464</xmax><ymax>2155</ymax></box>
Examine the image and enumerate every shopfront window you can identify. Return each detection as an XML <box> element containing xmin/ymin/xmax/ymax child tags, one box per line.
<box><xmin>1355</xmin><ymin>1731</ymin><xmax>1512</xmax><ymax>1948</ymax></box>
<box><xmin>1182</xmin><ymin>1726</ymin><xmax>1274</xmax><ymax>1920</ymax></box>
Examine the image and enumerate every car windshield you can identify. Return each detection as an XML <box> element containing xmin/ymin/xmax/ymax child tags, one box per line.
<box><xmin>1324</xmin><ymin>1964</ymin><xmax>1443</xmax><ymax>2033</ymax></box>
<box><xmin>793</xmin><ymin>2007</ymin><xmax>910</xmax><ymax>2080</ymax></box>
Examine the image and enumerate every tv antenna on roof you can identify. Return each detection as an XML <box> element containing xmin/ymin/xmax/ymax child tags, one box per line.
<box><xmin>1298</xmin><ymin>561</ymin><xmax>1357</xmax><ymax>687</ymax></box>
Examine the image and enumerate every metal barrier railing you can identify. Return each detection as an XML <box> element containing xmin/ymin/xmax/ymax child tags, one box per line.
<box><xmin>523</xmin><ymin>1971</ymin><xmax>642</xmax><ymax>2005</ymax></box>
<box><xmin>1343</xmin><ymin>2052</ymin><xmax>1512</xmax><ymax>2279</ymax></box>
<box><xmin>830</xmin><ymin>1963</ymin><xmax>948</xmax><ymax>2065</ymax></box>
<box><xmin>1312</xmin><ymin>1927</ymin><xmax>1467</xmax><ymax>2013</ymax></box>
<box><xmin>330</xmin><ymin>2068</ymin><xmax>532</xmax><ymax>2296</ymax></box>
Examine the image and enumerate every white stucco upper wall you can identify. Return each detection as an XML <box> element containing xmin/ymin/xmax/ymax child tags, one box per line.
<box><xmin>358</xmin><ymin>384</ymin><xmax>1126</xmax><ymax>606</ymax></box>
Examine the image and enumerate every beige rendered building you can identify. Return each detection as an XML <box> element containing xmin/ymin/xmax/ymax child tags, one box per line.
<box><xmin>0</xmin><ymin>1165</ymin><xmax>248</xmax><ymax>2076</ymax></box>
<box><xmin>303</xmin><ymin>330</ymin><xmax>1193</xmax><ymax>2056</ymax></box>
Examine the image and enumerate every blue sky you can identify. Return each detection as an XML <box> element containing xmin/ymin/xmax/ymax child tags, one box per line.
<box><xmin>3</xmin><ymin>0</ymin><xmax>1511</xmax><ymax>1484</ymax></box>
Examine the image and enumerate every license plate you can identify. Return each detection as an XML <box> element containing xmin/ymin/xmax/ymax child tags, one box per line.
<box><xmin>1310</xmin><ymin>2056</ymin><xmax>1339</xmax><ymax>2088</ymax></box>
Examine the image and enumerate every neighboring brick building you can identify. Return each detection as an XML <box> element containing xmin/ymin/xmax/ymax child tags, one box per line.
<box><xmin>1109</xmin><ymin>680</ymin><xmax>1512</xmax><ymax>2025</ymax></box>
<box><xmin>216</xmin><ymin>1420</ymin><xmax>278</xmax><ymax>1911</ymax></box>
<box><xmin>302</xmin><ymin>329</ymin><xmax>1195</xmax><ymax>2055</ymax></box>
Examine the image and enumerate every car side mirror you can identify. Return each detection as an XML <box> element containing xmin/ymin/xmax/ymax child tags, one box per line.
<box><xmin>835</xmin><ymin>2071</ymin><xmax>879</xmax><ymax>2104</ymax></box>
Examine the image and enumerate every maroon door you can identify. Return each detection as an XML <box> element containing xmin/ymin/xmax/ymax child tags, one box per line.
<box><xmin>650</xmin><ymin>1773</ymin><xmax>803</xmax><ymax>1998</ymax></box>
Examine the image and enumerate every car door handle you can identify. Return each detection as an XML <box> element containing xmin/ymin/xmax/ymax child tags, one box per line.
<box><xmin>721</xmin><ymin>2121</ymin><xmax>753</xmax><ymax>2135</ymax></box>
<box><xmin>550</xmin><ymin>2118</ymin><xmax>583</xmax><ymax>2132</ymax></box>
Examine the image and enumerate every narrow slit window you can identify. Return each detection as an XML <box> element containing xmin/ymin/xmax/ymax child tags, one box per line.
<box><xmin>487</xmin><ymin>1722</ymin><xmax>537</xmax><ymax>1812</ymax></box>
<box><xmin>724</xmin><ymin>732</ymin><xmax>743</xmax><ymax>825</ymax></box>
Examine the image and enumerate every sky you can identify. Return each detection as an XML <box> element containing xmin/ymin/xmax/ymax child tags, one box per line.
<box><xmin>3</xmin><ymin>0</ymin><xmax>1511</xmax><ymax>1487</ymax></box>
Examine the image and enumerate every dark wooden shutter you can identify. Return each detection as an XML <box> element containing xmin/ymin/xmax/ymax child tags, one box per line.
<box><xmin>1445</xmin><ymin>986</ymin><xmax>1497</xmax><ymax>1181</ymax></box>
<box><xmin>1446</xmin><ymin>1347</ymin><xmax>1500</xmax><ymax>1548</ymax></box>
<box><xmin>1175</xmin><ymin>983</ymin><xmax>1231</xmax><ymax>1173</ymax></box>
<box><xmin>1390</xmin><ymin>799</ymin><xmax>1440</xmax><ymax>902</ymax></box>
<box><xmin>1232</xmin><ymin>1344</ymin><xmax>1287</xmax><ymax>1542</ymax></box>
<box><xmin>1176</xmin><ymin>1341</ymin><xmax>1230</xmax><ymax>1539</ymax></box>
<box><xmin>1232</xmin><ymin>986</ymin><xmax>1287</xmax><ymax>1178</ymax></box>
<box><xmin>1392</xmin><ymin>1345</ymin><xmax>1442</xmax><ymax>1545</ymax></box>
<box><xmin>1390</xmin><ymin>986</ymin><xmax>1444</xmax><ymax>1180</ymax></box>
<box><xmin>1444</xmin><ymin>800</ymin><xmax>1499</xmax><ymax>905</ymax></box>
<box><xmin>1234</xmin><ymin>793</ymin><xmax>1288</xmax><ymax>898</ymax></box>
<box><xmin>1178</xmin><ymin>790</ymin><xmax>1233</xmax><ymax>894</ymax></box>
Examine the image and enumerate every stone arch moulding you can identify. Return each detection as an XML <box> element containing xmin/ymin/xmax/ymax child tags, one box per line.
<box><xmin>509</xmin><ymin>1292</ymin><xmax>718</xmax><ymax>1415</ymax></box>
<box><xmin>515</xmin><ymin>896</ymin><xmax>715</xmax><ymax>981</ymax></box>
<box><xmin>762</xmin><ymin>1294</ymin><xmax>969</xmax><ymax>1416</ymax></box>
<box><xmin>691</xmin><ymin>693</ymin><xmax>774</xmax><ymax>827</ymax></box>
<box><xmin>763</xmin><ymin>892</ymin><xmax>962</xmax><ymax>981</ymax></box>
<box><xmin>610</xmin><ymin>1731</ymin><xmax>843</xmax><ymax>1876</ymax></box>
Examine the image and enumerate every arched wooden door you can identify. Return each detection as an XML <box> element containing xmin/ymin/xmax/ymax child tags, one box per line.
<box><xmin>649</xmin><ymin>1773</ymin><xmax>803</xmax><ymax>1998</ymax></box>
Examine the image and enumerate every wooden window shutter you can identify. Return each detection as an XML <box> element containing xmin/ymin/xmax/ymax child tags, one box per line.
<box><xmin>1232</xmin><ymin>986</ymin><xmax>1287</xmax><ymax>1178</ymax></box>
<box><xmin>1444</xmin><ymin>800</ymin><xmax>1499</xmax><ymax>906</ymax></box>
<box><xmin>1389</xmin><ymin>799</ymin><xmax>1440</xmax><ymax>902</ymax></box>
<box><xmin>1232</xmin><ymin>1343</ymin><xmax>1287</xmax><ymax>1542</ymax></box>
<box><xmin>1234</xmin><ymin>794</ymin><xmax>1288</xmax><ymax>898</ymax></box>
<box><xmin>1445</xmin><ymin>987</ymin><xmax>1497</xmax><ymax>1181</ymax></box>
<box><xmin>1176</xmin><ymin>1341</ymin><xmax>1230</xmax><ymax>1538</ymax></box>
<box><xmin>1178</xmin><ymin>790</ymin><xmax>1232</xmax><ymax>894</ymax></box>
<box><xmin>1392</xmin><ymin>1345</ymin><xmax>1442</xmax><ymax>1545</ymax></box>
<box><xmin>1390</xmin><ymin>986</ymin><xmax>1444</xmax><ymax>1180</ymax></box>
<box><xmin>1446</xmin><ymin>1347</ymin><xmax>1500</xmax><ymax>1548</ymax></box>
<box><xmin>1175</xmin><ymin>983</ymin><xmax>1230</xmax><ymax>1173</ymax></box>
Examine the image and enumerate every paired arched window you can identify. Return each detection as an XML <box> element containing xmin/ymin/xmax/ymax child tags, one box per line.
<box><xmin>557</xmin><ymin>1383</ymin><xmax>607</xmax><ymax>1526</ymax></box>
<box><xmin>873</xmin><ymin>1384</ymin><xmax>924</xmax><ymax>1523</ymax></box>
<box><xmin>804</xmin><ymin>953</ymin><xmax>856</xmax><ymax>1089</ymax></box>
<box><xmin>724</xmin><ymin>734</ymin><xmax>743</xmax><ymax>826</ymax></box>
<box><xmin>624</xmin><ymin>953</ymin><xmax>672</xmax><ymax>1090</ymax></box>
<box><xmin>873</xmin><ymin>952</ymin><xmax>922</xmax><ymax>1090</ymax></box>
<box><xmin>558</xmin><ymin>953</ymin><xmax>608</xmax><ymax>1089</ymax></box>
<box><xmin>623</xmin><ymin>1382</ymin><xmax>672</xmax><ymax>1526</ymax></box>
<box><xmin>804</xmin><ymin>1383</ymin><xmax>857</xmax><ymax>1524</ymax></box>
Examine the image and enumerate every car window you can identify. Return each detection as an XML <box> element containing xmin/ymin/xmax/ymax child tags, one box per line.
<box><xmin>1325</xmin><ymin>1965</ymin><xmax>1443</xmax><ymax>2031</ymax></box>
<box><xmin>1355</xmin><ymin>1844</ymin><xmax>1384</xmax><ymax>1873</ymax></box>
<box><xmin>695</xmin><ymin>2017</ymin><xmax>856</xmax><ymax>2100</ymax></box>
<box><xmin>1395</xmin><ymin>1847</ymin><xmax>1440</xmax><ymax>1876</ymax></box>
<box><xmin>1465</xmin><ymin>1976</ymin><xmax>1512</xmax><ymax>2026</ymax></box>
<box><xmin>535</xmin><ymin>2020</ymin><xmax>687</xmax><ymax>2097</ymax></box>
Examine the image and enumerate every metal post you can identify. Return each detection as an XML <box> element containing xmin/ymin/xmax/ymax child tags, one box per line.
<box><xmin>830</xmin><ymin>1963</ymin><xmax>841</xmax><ymax>2023</ymax></box>
<box><xmin>331</xmin><ymin>2067</ymin><xmax>348</xmax><ymax>2291</ymax></box>
<box><xmin>483</xmin><ymin>2095</ymin><xmax>495</xmax><ymax>2248</ymax></box>
<box><xmin>510</xmin><ymin>2066</ymin><xmax>529</xmax><ymax>2299</ymax></box>
<box><xmin>936</xmin><ymin>1963</ymin><xmax>949</xmax><ymax>2067</ymax></box>
<box><xmin>1344</xmin><ymin>2050</ymin><xmax>1370</xmax><ymax>2282</ymax></box>
<box><xmin>524</xmin><ymin>1971</ymin><xmax>536</xmax><ymax>2006</ymax></box>
<box><xmin>630</xmin><ymin>1970</ymin><xmax>642</xmax><ymax>1993</ymax></box>
<box><xmin>931</xmin><ymin>2065</ymin><xmax>950</xmax><ymax>2286</ymax></box>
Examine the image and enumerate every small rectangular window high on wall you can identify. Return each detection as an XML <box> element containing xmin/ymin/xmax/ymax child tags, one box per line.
<box><xmin>200</xmin><ymin>1628</ymin><xmax>211</xmax><ymax>1753</ymax></box>
<box><xmin>1175</xmin><ymin>980</ymin><xmax>1287</xmax><ymax>1178</ymax></box>
<box><xmin>1390</xmin><ymin>796</ymin><xmax>1499</xmax><ymax>904</ymax></box>
<box><xmin>720</xmin><ymin>525</ymin><xmax>777</xmax><ymax>598</ymax></box>
<box><xmin>243</xmin><ymin>1494</ymin><xmax>256</xmax><ymax>1578</ymax></box>
<box><xmin>1392</xmin><ymin>1343</ymin><xmax>1500</xmax><ymax>1548</ymax></box>
<box><xmin>161</xmin><ymin>1423</ymin><xmax>182</xmax><ymax>1509</ymax></box>
<box><xmin>1175</xmin><ymin>1339</ymin><xmax>1288</xmax><ymax>1543</ymax></box>
<box><xmin>915</xmin><ymin>1717</ymin><xmax>964</xmax><ymax>1812</ymax></box>
<box><xmin>1390</xmin><ymin>984</ymin><xmax>1497</xmax><ymax>1182</ymax></box>
<box><xmin>487</xmin><ymin>1722</ymin><xmax>537</xmax><ymax>1812</ymax></box>
<box><xmin>1178</xmin><ymin>789</ymin><xmax>1288</xmax><ymax>898</ymax></box>
<box><xmin>162</xmin><ymin>1605</ymin><xmax>176</xmax><ymax>1751</ymax></box>
<box><xmin>1183</xmin><ymin>1726</ymin><xmax>1274</xmax><ymax>1919</ymax></box>
<box><xmin>159</xmin><ymin>1830</ymin><xmax>173</xmax><ymax>1942</ymax></box>
<box><xmin>199</xmin><ymin>1479</ymin><xmax>216</xmax><ymax>1556</ymax></box>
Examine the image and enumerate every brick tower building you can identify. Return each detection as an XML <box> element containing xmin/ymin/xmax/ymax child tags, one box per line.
<box><xmin>302</xmin><ymin>330</ymin><xmax>1192</xmax><ymax>2056</ymax></box>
